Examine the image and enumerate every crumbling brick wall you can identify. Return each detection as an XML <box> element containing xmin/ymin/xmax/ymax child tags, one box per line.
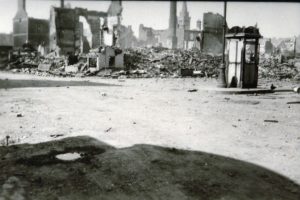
<box><xmin>49</xmin><ymin>7</ymin><xmax>79</xmax><ymax>55</ymax></box>
<box><xmin>28</xmin><ymin>18</ymin><xmax>49</xmax><ymax>48</ymax></box>
<box><xmin>49</xmin><ymin>7</ymin><xmax>107</xmax><ymax>55</ymax></box>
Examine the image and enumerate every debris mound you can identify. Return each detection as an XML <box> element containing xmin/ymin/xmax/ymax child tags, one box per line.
<box><xmin>259</xmin><ymin>56</ymin><xmax>300</xmax><ymax>80</ymax></box>
<box><xmin>123</xmin><ymin>47</ymin><xmax>222</xmax><ymax>78</ymax></box>
<box><xmin>5</xmin><ymin>47</ymin><xmax>299</xmax><ymax>80</ymax></box>
<box><xmin>5</xmin><ymin>47</ymin><xmax>222</xmax><ymax>78</ymax></box>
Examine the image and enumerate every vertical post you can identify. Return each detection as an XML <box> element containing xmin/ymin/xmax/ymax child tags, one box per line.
<box><xmin>61</xmin><ymin>0</ymin><xmax>64</xmax><ymax>8</ymax></box>
<box><xmin>294</xmin><ymin>36</ymin><xmax>297</xmax><ymax>59</ymax></box>
<box><xmin>222</xmin><ymin>1</ymin><xmax>227</xmax><ymax>64</ymax></box>
<box><xmin>217</xmin><ymin>1</ymin><xmax>227</xmax><ymax>88</ymax></box>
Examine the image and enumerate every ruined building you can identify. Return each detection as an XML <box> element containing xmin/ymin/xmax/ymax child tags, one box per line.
<box><xmin>201</xmin><ymin>12</ymin><xmax>225</xmax><ymax>54</ymax></box>
<box><xmin>118</xmin><ymin>25</ymin><xmax>138</xmax><ymax>48</ymax></box>
<box><xmin>0</xmin><ymin>34</ymin><xmax>13</xmax><ymax>68</ymax></box>
<box><xmin>176</xmin><ymin>1</ymin><xmax>201</xmax><ymax>50</ymax></box>
<box><xmin>264</xmin><ymin>39</ymin><xmax>274</xmax><ymax>54</ymax></box>
<box><xmin>138</xmin><ymin>1</ymin><xmax>201</xmax><ymax>50</ymax></box>
<box><xmin>13</xmin><ymin>0</ymin><xmax>135</xmax><ymax>54</ymax></box>
<box><xmin>49</xmin><ymin>0</ymin><xmax>136</xmax><ymax>54</ymax></box>
<box><xmin>138</xmin><ymin>1</ymin><xmax>178</xmax><ymax>49</ymax></box>
<box><xmin>13</xmin><ymin>0</ymin><xmax>49</xmax><ymax>49</ymax></box>
<box><xmin>49</xmin><ymin>7</ymin><xmax>107</xmax><ymax>55</ymax></box>
<box><xmin>138</xmin><ymin>3</ymin><xmax>225</xmax><ymax>53</ymax></box>
<box><xmin>138</xmin><ymin>25</ymin><xmax>159</xmax><ymax>46</ymax></box>
<box><xmin>178</xmin><ymin>1</ymin><xmax>190</xmax><ymax>30</ymax></box>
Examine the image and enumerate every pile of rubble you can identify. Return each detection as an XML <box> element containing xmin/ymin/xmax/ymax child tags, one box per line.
<box><xmin>259</xmin><ymin>57</ymin><xmax>300</xmax><ymax>81</ymax></box>
<box><xmin>11</xmin><ymin>47</ymin><xmax>300</xmax><ymax>81</ymax></box>
<box><xmin>6</xmin><ymin>47</ymin><xmax>222</xmax><ymax>79</ymax></box>
<box><xmin>124</xmin><ymin>47</ymin><xmax>222</xmax><ymax>78</ymax></box>
<box><xmin>8</xmin><ymin>52</ymin><xmax>68</xmax><ymax>77</ymax></box>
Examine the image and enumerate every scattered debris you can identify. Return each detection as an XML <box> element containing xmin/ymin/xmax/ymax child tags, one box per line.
<box><xmin>50</xmin><ymin>134</ymin><xmax>64</xmax><ymax>138</ymax></box>
<box><xmin>181</xmin><ymin>68</ymin><xmax>194</xmax><ymax>77</ymax></box>
<box><xmin>287</xmin><ymin>101</ymin><xmax>300</xmax><ymax>104</ymax></box>
<box><xmin>259</xmin><ymin>56</ymin><xmax>299</xmax><ymax>80</ymax></box>
<box><xmin>188</xmin><ymin>89</ymin><xmax>198</xmax><ymax>92</ymax></box>
<box><xmin>264</xmin><ymin>120</ymin><xmax>279</xmax><ymax>123</ymax></box>
<box><xmin>65</xmin><ymin>65</ymin><xmax>79</xmax><ymax>73</ymax></box>
<box><xmin>225</xmin><ymin>99</ymin><xmax>260</xmax><ymax>105</ymax></box>
<box><xmin>16</xmin><ymin>113</ymin><xmax>23</xmax><ymax>117</ymax></box>
<box><xmin>38</xmin><ymin>63</ymin><xmax>52</xmax><ymax>72</ymax></box>
<box><xmin>105</xmin><ymin>127</ymin><xmax>112</xmax><ymax>133</ymax></box>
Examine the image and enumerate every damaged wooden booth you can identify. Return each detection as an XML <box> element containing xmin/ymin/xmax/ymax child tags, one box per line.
<box><xmin>225</xmin><ymin>26</ymin><xmax>262</xmax><ymax>88</ymax></box>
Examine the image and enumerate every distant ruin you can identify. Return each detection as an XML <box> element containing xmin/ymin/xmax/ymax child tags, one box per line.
<box><xmin>13</xmin><ymin>0</ymin><xmax>49</xmax><ymax>48</ymax></box>
<box><xmin>138</xmin><ymin>1</ymin><xmax>202</xmax><ymax>50</ymax></box>
<box><xmin>137</xmin><ymin>2</ymin><xmax>225</xmax><ymax>54</ymax></box>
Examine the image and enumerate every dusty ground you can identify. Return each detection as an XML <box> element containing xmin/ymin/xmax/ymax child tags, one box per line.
<box><xmin>0</xmin><ymin>71</ymin><xmax>299</xmax><ymax>199</ymax></box>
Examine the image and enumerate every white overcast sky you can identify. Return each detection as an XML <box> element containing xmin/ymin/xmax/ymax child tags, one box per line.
<box><xmin>0</xmin><ymin>0</ymin><xmax>299</xmax><ymax>38</ymax></box>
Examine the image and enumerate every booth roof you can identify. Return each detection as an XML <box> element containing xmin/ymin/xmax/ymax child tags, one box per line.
<box><xmin>226</xmin><ymin>26</ymin><xmax>262</xmax><ymax>39</ymax></box>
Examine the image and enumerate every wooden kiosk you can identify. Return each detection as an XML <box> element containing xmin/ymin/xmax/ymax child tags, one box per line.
<box><xmin>225</xmin><ymin>26</ymin><xmax>262</xmax><ymax>88</ymax></box>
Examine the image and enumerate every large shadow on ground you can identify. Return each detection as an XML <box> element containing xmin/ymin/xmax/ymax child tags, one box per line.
<box><xmin>0</xmin><ymin>136</ymin><xmax>299</xmax><ymax>200</ymax></box>
<box><xmin>0</xmin><ymin>79</ymin><xmax>118</xmax><ymax>89</ymax></box>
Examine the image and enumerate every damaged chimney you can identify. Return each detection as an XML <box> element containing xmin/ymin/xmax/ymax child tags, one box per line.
<box><xmin>18</xmin><ymin>0</ymin><xmax>26</xmax><ymax>11</ymax></box>
<box><xmin>168</xmin><ymin>1</ymin><xmax>177</xmax><ymax>49</ymax></box>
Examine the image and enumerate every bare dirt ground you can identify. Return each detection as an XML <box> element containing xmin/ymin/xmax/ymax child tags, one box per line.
<box><xmin>0</xmin><ymin>71</ymin><xmax>299</xmax><ymax>199</ymax></box>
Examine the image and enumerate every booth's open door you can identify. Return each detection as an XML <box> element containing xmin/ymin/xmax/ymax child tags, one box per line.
<box><xmin>243</xmin><ymin>41</ymin><xmax>258</xmax><ymax>88</ymax></box>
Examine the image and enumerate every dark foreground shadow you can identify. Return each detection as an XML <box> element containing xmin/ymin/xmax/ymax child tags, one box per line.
<box><xmin>0</xmin><ymin>136</ymin><xmax>299</xmax><ymax>200</ymax></box>
<box><xmin>0</xmin><ymin>79</ymin><xmax>118</xmax><ymax>89</ymax></box>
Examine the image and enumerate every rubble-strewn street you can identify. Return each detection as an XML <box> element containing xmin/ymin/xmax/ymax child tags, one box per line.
<box><xmin>0</xmin><ymin>72</ymin><xmax>300</xmax><ymax>199</ymax></box>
